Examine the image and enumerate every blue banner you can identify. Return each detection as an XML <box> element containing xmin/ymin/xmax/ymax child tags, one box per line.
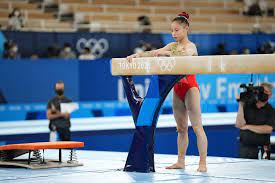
<box><xmin>0</xmin><ymin>59</ymin><xmax>274</xmax><ymax>106</ymax></box>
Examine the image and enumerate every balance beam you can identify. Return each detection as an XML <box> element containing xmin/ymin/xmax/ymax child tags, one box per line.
<box><xmin>111</xmin><ymin>54</ymin><xmax>275</xmax><ymax>75</ymax></box>
<box><xmin>0</xmin><ymin>141</ymin><xmax>84</xmax><ymax>169</ymax></box>
<box><xmin>111</xmin><ymin>53</ymin><xmax>275</xmax><ymax>172</ymax></box>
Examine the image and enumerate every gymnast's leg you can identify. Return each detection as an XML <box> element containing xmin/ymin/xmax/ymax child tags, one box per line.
<box><xmin>185</xmin><ymin>87</ymin><xmax>208</xmax><ymax>172</ymax></box>
<box><xmin>166</xmin><ymin>91</ymin><xmax>189</xmax><ymax>169</ymax></box>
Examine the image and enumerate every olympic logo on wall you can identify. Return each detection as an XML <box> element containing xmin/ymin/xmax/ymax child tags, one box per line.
<box><xmin>156</xmin><ymin>57</ymin><xmax>176</xmax><ymax>72</ymax></box>
<box><xmin>76</xmin><ymin>38</ymin><xmax>109</xmax><ymax>58</ymax></box>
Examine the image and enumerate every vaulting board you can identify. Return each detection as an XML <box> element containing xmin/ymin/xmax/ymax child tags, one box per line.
<box><xmin>0</xmin><ymin>141</ymin><xmax>84</xmax><ymax>169</ymax></box>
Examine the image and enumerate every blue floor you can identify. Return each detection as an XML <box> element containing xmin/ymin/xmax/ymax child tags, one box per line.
<box><xmin>0</xmin><ymin>150</ymin><xmax>275</xmax><ymax>183</ymax></box>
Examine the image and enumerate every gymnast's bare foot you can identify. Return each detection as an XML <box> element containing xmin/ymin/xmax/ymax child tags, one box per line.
<box><xmin>197</xmin><ymin>163</ymin><xmax>207</xmax><ymax>172</ymax></box>
<box><xmin>166</xmin><ymin>161</ymin><xmax>185</xmax><ymax>169</ymax></box>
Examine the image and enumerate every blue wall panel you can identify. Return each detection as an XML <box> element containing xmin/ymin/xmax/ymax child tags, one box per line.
<box><xmin>78</xmin><ymin>59</ymin><xmax>118</xmax><ymax>101</ymax></box>
<box><xmin>0</xmin><ymin>60</ymin><xmax>79</xmax><ymax>103</ymax></box>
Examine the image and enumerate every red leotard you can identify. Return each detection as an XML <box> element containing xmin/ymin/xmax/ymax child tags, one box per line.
<box><xmin>174</xmin><ymin>74</ymin><xmax>199</xmax><ymax>101</ymax></box>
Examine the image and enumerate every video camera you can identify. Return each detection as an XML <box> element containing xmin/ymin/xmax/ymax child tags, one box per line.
<box><xmin>237</xmin><ymin>83</ymin><xmax>268</xmax><ymax>104</ymax></box>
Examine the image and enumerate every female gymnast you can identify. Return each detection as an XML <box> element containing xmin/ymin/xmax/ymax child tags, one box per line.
<box><xmin>127</xmin><ymin>12</ymin><xmax>208</xmax><ymax>172</ymax></box>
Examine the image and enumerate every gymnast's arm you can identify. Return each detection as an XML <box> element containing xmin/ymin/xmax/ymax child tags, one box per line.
<box><xmin>127</xmin><ymin>42</ymin><xmax>198</xmax><ymax>61</ymax></box>
<box><xmin>126</xmin><ymin>43</ymin><xmax>173</xmax><ymax>62</ymax></box>
<box><xmin>186</xmin><ymin>43</ymin><xmax>198</xmax><ymax>56</ymax></box>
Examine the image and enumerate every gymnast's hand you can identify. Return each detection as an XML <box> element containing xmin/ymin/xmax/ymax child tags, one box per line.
<box><xmin>126</xmin><ymin>53</ymin><xmax>139</xmax><ymax>62</ymax></box>
<box><xmin>152</xmin><ymin>50</ymin><xmax>171</xmax><ymax>57</ymax></box>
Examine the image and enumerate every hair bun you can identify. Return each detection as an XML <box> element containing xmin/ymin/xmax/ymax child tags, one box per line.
<box><xmin>178</xmin><ymin>12</ymin><xmax>189</xmax><ymax>19</ymax></box>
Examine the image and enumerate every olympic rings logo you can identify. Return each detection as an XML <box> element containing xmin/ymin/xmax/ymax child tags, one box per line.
<box><xmin>76</xmin><ymin>38</ymin><xmax>109</xmax><ymax>58</ymax></box>
<box><xmin>156</xmin><ymin>57</ymin><xmax>176</xmax><ymax>72</ymax></box>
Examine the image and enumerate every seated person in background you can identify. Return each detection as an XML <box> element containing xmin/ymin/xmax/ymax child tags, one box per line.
<box><xmin>134</xmin><ymin>40</ymin><xmax>154</xmax><ymax>54</ymax></box>
<box><xmin>137</xmin><ymin>15</ymin><xmax>152</xmax><ymax>33</ymax></box>
<box><xmin>3</xmin><ymin>40</ymin><xmax>20</xmax><ymax>59</ymax></box>
<box><xmin>235</xmin><ymin>82</ymin><xmax>275</xmax><ymax>159</ymax></box>
<box><xmin>245</xmin><ymin>0</ymin><xmax>263</xmax><ymax>16</ymax></box>
<box><xmin>257</xmin><ymin>42</ymin><xmax>274</xmax><ymax>54</ymax></box>
<box><xmin>258</xmin><ymin>0</ymin><xmax>268</xmax><ymax>16</ymax></box>
<box><xmin>7</xmin><ymin>8</ymin><xmax>24</xmax><ymax>31</ymax></box>
<box><xmin>59</xmin><ymin>42</ymin><xmax>76</xmax><ymax>59</ymax></box>
<box><xmin>215</xmin><ymin>43</ymin><xmax>228</xmax><ymax>55</ymax></box>
<box><xmin>30</xmin><ymin>53</ymin><xmax>39</xmax><ymax>60</ymax></box>
<box><xmin>47</xmin><ymin>44</ymin><xmax>60</xmax><ymax>58</ymax></box>
<box><xmin>242</xmin><ymin>48</ymin><xmax>250</xmax><ymax>54</ymax></box>
<box><xmin>78</xmin><ymin>46</ymin><xmax>96</xmax><ymax>60</ymax></box>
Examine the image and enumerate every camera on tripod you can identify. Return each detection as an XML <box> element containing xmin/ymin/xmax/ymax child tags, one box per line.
<box><xmin>237</xmin><ymin>83</ymin><xmax>268</xmax><ymax>104</ymax></box>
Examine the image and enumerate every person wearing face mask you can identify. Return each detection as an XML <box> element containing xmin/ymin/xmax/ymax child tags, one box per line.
<box><xmin>4</xmin><ymin>41</ymin><xmax>20</xmax><ymax>59</ymax></box>
<box><xmin>59</xmin><ymin>42</ymin><xmax>76</xmax><ymax>59</ymax></box>
<box><xmin>78</xmin><ymin>46</ymin><xmax>96</xmax><ymax>60</ymax></box>
<box><xmin>236</xmin><ymin>82</ymin><xmax>275</xmax><ymax>159</ymax></box>
<box><xmin>47</xmin><ymin>80</ymin><xmax>73</xmax><ymax>141</ymax></box>
<box><xmin>7</xmin><ymin>8</ymin><xmax>24</xmax><ymax>31</ymax></box>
